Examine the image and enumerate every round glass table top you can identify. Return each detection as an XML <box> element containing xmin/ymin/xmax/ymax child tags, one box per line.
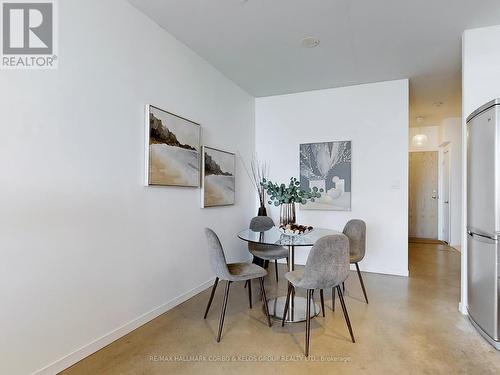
<box><xmin>237</xmin><ymin>226</ymin><xmax>341</xmax><ymax>247</ymax></box>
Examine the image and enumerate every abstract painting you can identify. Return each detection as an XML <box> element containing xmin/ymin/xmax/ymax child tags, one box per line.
<box><xmin>202</xmin><ymin>146</ymin><xmax>235</xmax><ymax>207</ymax></box>
<box><xmin>299</xmin><ymin>141</ymin><xmax>352</xmax><ymax>210</ymax></box>
<box><xmin>145</xmin><ymin>105</ymin><xmax>201</xmax><ymax>187</ymax></box>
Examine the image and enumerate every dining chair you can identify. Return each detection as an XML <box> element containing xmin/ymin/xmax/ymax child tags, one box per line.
<box><xmin>334</xmin><ymin>219</ymin><xmax>368</xmax><ymax>308</ymax></box>
<box><xmin>281</xmin><ymin>234</ymin><xmax>355</xmax><ymax>357</ymax></box>
<box><xmin>203</xmin><ymin>228</ymin><xmax>272</xmax><ymax>342</ymax></box>
<box><xmin>247</xmin><ymin>216</ymin><xmax>289</xmax><ymax>283</ymax></box>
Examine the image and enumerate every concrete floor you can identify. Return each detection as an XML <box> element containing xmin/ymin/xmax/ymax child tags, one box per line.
<box><xmin>62</xmin><ymin>242</ymin><xmax>500</xmax><ymax>374</ymax></box>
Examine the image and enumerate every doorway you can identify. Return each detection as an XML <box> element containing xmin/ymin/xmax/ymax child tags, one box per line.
<box><xmin>409</xmin><ymin>151</ymin><xmax>439</xmax><ymax>239</ymax></box>
<box><xmin>441</xmin><ymin>148</ymin><xmax>451</xmax><ymax>244</ymax></box>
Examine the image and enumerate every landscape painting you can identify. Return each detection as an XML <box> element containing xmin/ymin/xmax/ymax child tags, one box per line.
<box><xmin>145</xmin><ymin>105</ymin><xmax>201</xmax><ymax>187</ymax></box>
<box><xmin>202</xmin><ymin>146</ymin><xmax>235</xmax><ymax>207</ymax></box>
<box><xmin>299</xmin><ymin>141</ymin><xmax>352</xmax><ymax>211</ymax></box>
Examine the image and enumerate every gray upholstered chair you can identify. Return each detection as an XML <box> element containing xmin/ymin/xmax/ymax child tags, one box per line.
<box><xmin>203</xmin><ymin>228</ymin><xmax>272</xmax><ymax>342</ymax></box>
<box><xmin>336</xmin><ymin>219</ymin><xmax>368</xmax><ymax>305</ymax></box>
<box><xmin>281</xmin><ymin>234</ymin><xmax>355</xmax><ymax>357</ymax></box>
<box><xmin>247</xmin><ymin>216</ymin><xmax>289</xmax><ymax>283</ymax></box>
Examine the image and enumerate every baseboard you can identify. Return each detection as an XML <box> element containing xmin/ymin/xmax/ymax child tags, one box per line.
<box><xmin>459</xmin><ymin>301</ymin><xmax>468</xmax><ymax>315</ymax></box>
<box><xmin>31</xmin><ymin>278</ymin><xmax>216</xmax><ymax>375</ymax></box>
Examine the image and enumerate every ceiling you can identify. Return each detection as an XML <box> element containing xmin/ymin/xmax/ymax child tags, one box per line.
<box><xmin>128</xmin><ymin>0</ymin><xmax>500</xmax><ymax>127</ymax></box>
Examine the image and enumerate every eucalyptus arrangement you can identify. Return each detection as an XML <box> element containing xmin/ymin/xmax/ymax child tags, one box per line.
<box><xmin>262</xmin><ymin>177</ymin><xmax>323</xmax><ymax>225</ymax></box>
<box><xmin>262</xmin><ymin>177</ymin><xmax>323</xmax><ymax>206</ymax></box>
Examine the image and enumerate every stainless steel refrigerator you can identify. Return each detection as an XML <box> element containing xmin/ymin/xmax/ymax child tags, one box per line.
<box><xmin>467</xmin><ymin>98</ymin><xmax>500</xmax><ymax>350</ymax></box>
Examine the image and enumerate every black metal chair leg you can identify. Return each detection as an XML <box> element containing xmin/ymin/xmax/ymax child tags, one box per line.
<box><xmin>247</xmin><ymin>279</ymin><xmax>252</xmax><ymax>309</ymax></box>
<box><xmin>331</xmin><ymin>287</ymin><xmax>336</xmax><ymax>311</ymax></box>
<box><xmin>259</xmin><ymin>277</ymin><xmax>272</xmax><ymax>327</ymax></box>
<box><xmin>355</xmin><ymin>263</ymin><xmax>369</xmax><ymax>304</ymax></box>
<box><xmin>281</xmin><ymin>283</ymin><xmax>293</xmax><ymax>327</ymax></box>
<box><xmin>320</xmin><ymin>289</ymin><xmax>325</xmax><ymax>317</ymax></box>
<box><xmin>204</xmin><ymin>277</ymin><xmax>219</xmax><ymax>319</ymax></box>
<box><xmin>244</xmin><ymin>280</ymin><xmax>248</xmax><ymax>289</ymax></box>
<box><xmin>216</xmin><ymin>281</ymin><xmax>231</xmax><ymax>342</ymax></box>
<box><xmin>274</xmin><ymin>260</ymin><xmax>279</xmax><ymax>283</ymax></box>
<box><xmin>264</xmin><ymin>260</ymin><xmax>269</xmax><ymax>269</ymax></box>
<box><xmin>337</xmin><ymin>286</ymin><xmax>355</xmax><ymax>343</ymax></box>
<box><xmin>305</xmin><ymin>289</ymin><xmax>312</xmax><ymax>357</ymax></box>
<box><xmin>342</xmin><ymin>281</ymin><xmax>345</xmax><ymax>292</ymax></box>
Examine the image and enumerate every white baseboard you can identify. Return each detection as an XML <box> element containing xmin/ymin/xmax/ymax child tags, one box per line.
<box><xmin>32</xmin><ymin>278</ymin><xmax>216</xmax><ymax>375</ymax></box>
<box><xmin>459</xmin><ymin>301</ymin><xmax>468</xmax><ymax>315</ymax></box>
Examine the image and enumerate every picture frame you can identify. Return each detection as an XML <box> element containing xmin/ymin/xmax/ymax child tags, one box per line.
<box><xmin>299</xmin><ymin>140</ymin><xmax>352</xmax><ymax>211</ymax></box>
<box><xmin>201</xmin><ymin>146</ymin><xmax>236</xmax><ymax>207</ymax></box>
<box><xmin>144</xmin><ymin>105</ymin><xmax>201</xmax><ymax>187</ymax></box>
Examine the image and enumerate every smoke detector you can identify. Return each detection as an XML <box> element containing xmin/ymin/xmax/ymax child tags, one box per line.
<box><xmin>301</xmin><ymin>37</ymin><xmax>320</xmax><ymax>48</ymax></box>
<box><xmin>433</xmin><ymin>101</ymin><xmax>443</xmax><ymax>107</ymax></box>
<box><xmin>416</xmin><ymin>116</ymin><xmax>424</xmax><ymax>124</ymax></box>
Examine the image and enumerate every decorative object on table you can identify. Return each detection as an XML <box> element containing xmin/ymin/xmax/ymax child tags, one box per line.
<box><xmin>202</xmin><ymin>146</ymin><xmax>235</xmax><ymax>207</ymax></box>
<box><xmin>262</xmin><ymin>177</ymin><xmax>323</xmax><ymax>225</ymax></box>
<box><xmin>251</xmin><ymin>156</ymin><xmax>269</xmax><ymax>216</ymax></box>
<box><xmin>279</xmin><ymin>224</ymin><xmax>314</xmax><ymax>236</ymax></box>
<box><xmin>300</xmin><ymin>141</ymin><xmax>352</xmax><ymax>210</ymax></box>
<box><xmin>144</xmin><ymin>105</ymin><xmax>201</xmax><ymax>187</ymax></box>
<box><xmin>240</xmin><ymin>153</ymin><xmax>269</xmax><ymax>216</ymax></box>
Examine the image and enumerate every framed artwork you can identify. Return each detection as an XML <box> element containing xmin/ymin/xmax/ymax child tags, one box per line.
<box><xmin>145</xmin><ymin>105</ymin><xmax>201</xmax><ymax>187</ymax></box>
<box><xmin>202</xmin><ymin>146</ymin><xmax>235</xmax><ymax>207</ymax></box>
<box><xmin>299</xmin><ymin>140</ymin><xmax>352</xmax><ymax>211</ymax></box>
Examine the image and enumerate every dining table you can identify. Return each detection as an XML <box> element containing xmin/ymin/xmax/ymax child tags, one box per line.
<box><xmin>237</xmin><ymin>226</ymin><xmax>341</xmax><ymax>323</ymax></box>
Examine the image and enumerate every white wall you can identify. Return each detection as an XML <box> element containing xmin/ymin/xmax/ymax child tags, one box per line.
<box><xmin>255</xmin><ymin>80</ymin><xmax>409</xmax><ymax>276</ymax></box>
<box><xmin>0</xmin><ymin>1</ymin><xmax>256</xmax><ymax>374</ymax></box>
<box><xmin>461</xmin><ymin>24</ymin><xmax>500</xmax><ymax>313</ymax></box>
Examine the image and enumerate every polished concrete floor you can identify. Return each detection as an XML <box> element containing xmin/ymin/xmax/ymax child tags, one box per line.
<box><xmin>62</xmin><ymin>243</ymin><xmax>500</xmax><ymax>374</ymax></box>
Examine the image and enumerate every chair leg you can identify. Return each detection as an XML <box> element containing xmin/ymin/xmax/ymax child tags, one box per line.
<box><xmin>264</xmin><ymin>260</ymin><xmax>269</xmax><ymax>269</ymax></box>
<box><xmin>342</xmin><ymin>281</ymin><xmax>345</xmax><ymax>293</ymax></box>
<box><xmin>259</xmin><ymin>277</ymin><xmax>272</xmax><ymax>327</ymax></box>
<box><xmin>286</xmin><ymin>257</ymin><xmax>290</xmax><ymax>269</ymax></box>
<box><xmin>247</xmin><ymin>279</ymin><xmax>252</xmax><ymax>309</ymax></box>
<box><xmin>274</xmin><ymin>260</ymin><xmax>279</xmax><ymax>283</ymax></box>
<box><xmin>281</xmin><ymin>283</ymin><xmax>293</xmax><ymax>327</ymax></box>
<box><xmin>244</xmin><ymin>280</ymin><xmax>248</xmax><ymax>289</ymax></box>
<box><xmin>337</xmin><ymin>286</ymin><xmax>355</xmax><ymax>343</ymax></box>
<box><xmin>355</xmin><ymin>263</ymin><xmax>369</xmax><ymax>304</ymax></box>
<box><xmin>331</xmin><ymin>287</ymin><xmax>336</xmax><ymax>311</ymax></box>
<box><xmin>305</xmin><ymin>289</ymin><xmax>312</xmax><ymax>357</ymax></box>
<box><xmin>216</xmin><ymin>280</ymin><xmax>231</xmax><ymax>342</ymax></box>
<box><xmin>204</xmin><ymin>277</ymin><xmax>219</xmax><ymax>319</ymax></box>
<box><xmin>320</xmin><ymin>289</ymin><xmax>325</xmax><ymax>317</ymax></box>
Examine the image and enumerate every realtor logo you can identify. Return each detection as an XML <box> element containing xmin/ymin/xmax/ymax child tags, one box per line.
<box><xmin>1</xmin><ymin>0</ymin><xmax>57</xmax><ymax>69</ymax></box>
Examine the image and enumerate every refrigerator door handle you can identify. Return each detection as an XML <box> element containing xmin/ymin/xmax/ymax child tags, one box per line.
<box><xmin>468</xmin><ymin>230</ymin><xmax>498</xmax><ymax>244</ymax></box>
<box><xmin>467</xmin><ymin>227</ymin><xmax>498</xmax><ymax>241</ymax></box>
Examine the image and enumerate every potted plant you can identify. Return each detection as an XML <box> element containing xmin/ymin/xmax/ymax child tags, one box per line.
<box><xmin>262</xmin><ymin>177</ymin><xmax>323</xmax><ymax>225</ymax></box>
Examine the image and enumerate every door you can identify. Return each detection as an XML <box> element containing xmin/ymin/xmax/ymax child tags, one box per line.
<box><xmin>409</xmin><ymin>151</ymin><xmax>438</xmax><ymax>239</ymax></box>
<box><xmin>442</xmin><ymin>149</ymin><xmax>451</xmax><ymax>243</ymax></box>
<box><xmin>467</xmin><ymin>232</ymin><xmax>498</xmax><ymax>340</ymax></box>
<box><xmin>467</xmin><ymin>107</ymin><xmax>498</xmax><ymax>236</ymax></box>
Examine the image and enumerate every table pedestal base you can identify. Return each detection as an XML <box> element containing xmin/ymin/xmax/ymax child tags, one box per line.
<box><xmin>268</xmin><ymin>296</ymin><xmax>320</xmax><ymax>323</ymax></box>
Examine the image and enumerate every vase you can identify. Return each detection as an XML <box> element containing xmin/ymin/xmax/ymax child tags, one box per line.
<box><xmin>258</xmin><ymin>206</ymin><xmax>267</xmax><ymax>216</ymax></box>
<box><xmin>280</xmin><ymin>203</ymin><xmax>296</xmax><ymax>226</ymax></box>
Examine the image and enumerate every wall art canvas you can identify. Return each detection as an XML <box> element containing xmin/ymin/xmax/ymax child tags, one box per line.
<box><xmin>299</xmin><ymin>141</ymin><xmax>352</xmax><ymax>211</ymax></box>
<box><xmin>202</xmin><ymin>146</ymin><xmax>235</xmax><ymax>207</ymax></box>
<box><xmin>145</xmin><ymin>105</ymin><xmax>201</xmax><ymax>187</ymax></box>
